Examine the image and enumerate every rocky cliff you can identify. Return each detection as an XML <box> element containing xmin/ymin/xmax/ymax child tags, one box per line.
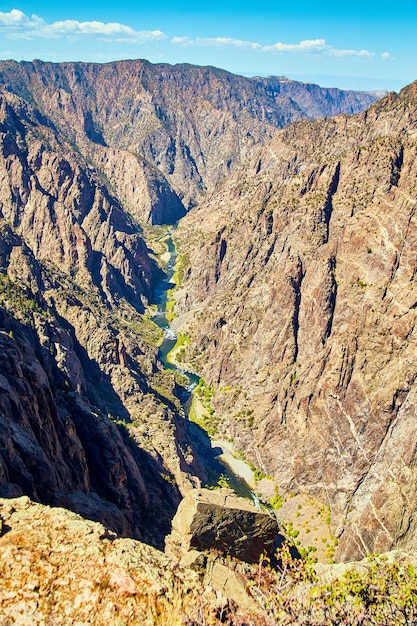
<box><xmin>173</xmin><ymin>82</ymin><xmax>417</xmax><ymax>561</ymax></box>
<box><xmin>0</xmin><ymin>60</ymin><xmax>383</xmax><ymax>552</ymax></box>
<box><xmin>0</xmin><ymin>86</ymin><xmax>207</xmax><ymax>547</ymax></box>
<box><xmin>0</xmin><ymin>59</ymin><xmax>378</xmax><ymax>219</ymax></box>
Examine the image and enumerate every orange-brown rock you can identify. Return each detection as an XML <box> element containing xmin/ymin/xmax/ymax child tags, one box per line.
<box><xmin>0</xmin><ymin>496</ymin><xmax>212</xmax><ymax>625</ymax></box>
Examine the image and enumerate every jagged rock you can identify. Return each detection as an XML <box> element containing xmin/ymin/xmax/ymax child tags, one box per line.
<box><xmin>165</xmin><ymin>488</ymin><xmax>281</xmax><ymax>563</ymax></box>
<box><xmin>0</xmin><ymin>59</ymin><xmax>379</xmax><ymax>218</ymax></box>
<box><xmin>179</xmin><ymin>549</ymin><xmax>208</xmax><ymax>572</ymax></box>
<box><xmin>0</xmin><ymin>61</ymin><xmax>406</xmax><ymax>554</ymax></box>
<box><xmin>0</xmin><ymin>83</ymin><xmax>207</xmax><ymax>546</ymax></box>
<box><xmin>173</xmin><ymin>82</ymin><xmax>417</xmax><ymax>561</ymax></box>
<box><xmin>0</xmin><ymin>496</ymin><xmax>216</xmax><ymax>626</ymax></box>
<box><xmin>204</xmin><ymin>558</ymin><xmax>260</xmax><ymax>613</ymax></box>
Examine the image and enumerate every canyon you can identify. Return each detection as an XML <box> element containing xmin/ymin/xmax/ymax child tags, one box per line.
<box><xmin>0</xmin><ymin>56</ymin><xmax>416</xmax><ymax>595</ymax></box>
<box><xmin>173</xmin><ymin>83</ymin><xmax>417</xmax><ymax>561</ymax></box>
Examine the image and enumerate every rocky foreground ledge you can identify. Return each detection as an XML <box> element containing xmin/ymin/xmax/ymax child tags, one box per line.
<box><xmin>0</xmin><ymin>496</ymin><xmax>227</xmax><ymax>626</ymax></box>
<box><xmin>2</xmin><ymin>494</ymin><xmax>417</xmax><ymax>625</ymax></box>
<box><xmin>0</xmin><ymin>490</ymin><xmax>281</xmax><ymax>624</ymax></box>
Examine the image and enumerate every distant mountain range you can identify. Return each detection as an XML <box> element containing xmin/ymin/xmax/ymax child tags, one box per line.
<box><xmin>0</xmin><ymin>59</ymin><xmax>379</xmax><ymax>218</ymax></box>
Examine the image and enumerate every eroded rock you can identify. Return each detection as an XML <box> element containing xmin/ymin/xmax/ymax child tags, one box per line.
<box><xmin>173</xmin><ymin>83</ymin><xmax>417</xmax><ymax>561</ymax></box>
<box><xmin>165</xmin><ymin>488</ymin><xmax>281</xmax><ymax>564</ymax></box>
<box><xmin>0</xmin><ymin>496</ymin><xmax>213</xmax><ymax>626</ymax></box>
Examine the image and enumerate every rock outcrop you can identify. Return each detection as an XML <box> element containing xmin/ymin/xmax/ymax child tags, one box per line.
<box><xmin>165</xmin><ymin>488</ymin><xmax>281</xmax><ymax>564</ymax></box>
<box><xmin>3</xmin><ymin>496</ymin><xmax>417</xmax><ymax>625</ymax></box>
<box><xmin>0</xmin><ymin>496</ymin><xmax>211</xmax><ymax>626</ymax></box>
<box><xmin>0</xmin><ymin>59</ymin><xmax>379</xmax><ymax>219</ymax></box>
<box><xmin>173</xmin><ymin>82</ymin><xmax>417</xmax><ymax>561</ymax></box>
<box><xmin>0</xmin><ymin>87</ymin><xmax>206</xmax><ymax>547</ymax></box>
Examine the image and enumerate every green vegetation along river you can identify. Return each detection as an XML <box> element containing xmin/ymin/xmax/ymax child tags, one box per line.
<box><xmin>150</xmin><ymin>228</ymin><xmax>257</xmax><ymax>501</ymax></box>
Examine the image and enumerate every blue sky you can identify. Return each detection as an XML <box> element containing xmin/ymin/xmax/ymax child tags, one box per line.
<box><xmin>0</xmin><ymin>2</ymin><xmax>415</xmax><ymax>92</ymax></box>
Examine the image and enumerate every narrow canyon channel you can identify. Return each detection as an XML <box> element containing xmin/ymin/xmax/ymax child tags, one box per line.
<box><xmin>151</xmin><ymin>228</ymin><xmax>258</xmax><ymax>502</ymax></box>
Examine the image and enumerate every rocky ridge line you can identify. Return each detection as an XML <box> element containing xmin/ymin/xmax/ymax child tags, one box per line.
<box><xmin>173</xmin><ymin>81</ymin><xmax>417</xmax><ymax>561</ymax></box>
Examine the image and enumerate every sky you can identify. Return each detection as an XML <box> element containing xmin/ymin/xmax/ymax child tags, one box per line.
<box><xmin>0</xmin><ymin>2</ymin><xmax>416</xmax><ymax>93</ymax></box>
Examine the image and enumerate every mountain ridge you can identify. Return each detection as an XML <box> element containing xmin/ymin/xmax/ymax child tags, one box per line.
<box><xmin>0</xmin><ymin>58</ymin><xmax>411</xmax><ymax>563</ymax></box>
<box><xmin>0</xmin><ymin>58</ymin><xmax>379</xmax><ymax>218</ymax></box>
<box><xmin>172</xmin><ymin>80</ymin><xmax>417</xmax><ymax>560</ymax></box>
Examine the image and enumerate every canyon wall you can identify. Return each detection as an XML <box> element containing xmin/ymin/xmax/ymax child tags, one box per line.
<box><xmin>0</xmin><ymin>58</ymin><xmax>406</xmax><ymax>560</ymax></box>
<box><xmin>173</xmin><ymin>83</ymin><xmax>417</xmax><ymax>560</ymax></box>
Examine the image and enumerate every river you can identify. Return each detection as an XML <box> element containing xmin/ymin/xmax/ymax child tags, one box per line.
<box><xmin>151</xmin><ymin>229</ymin><xmax>257</xmax><ymax>501</ymax></box>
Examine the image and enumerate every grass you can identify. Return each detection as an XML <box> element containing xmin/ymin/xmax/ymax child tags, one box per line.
<box><xmin>128</xmin><ymin>315</ymin><xmax>163</xmax><ymax>347</ymax></box>
<box><xmin>165</xmin><ymin>288</ymin><xmax>176</xmax><ymax>322</ymax></box>
<box><xmin>245</xmin><ymin>547</ymin><xmax>417</xmax><ymax>626</ymax></box>
<box><xmin>189</xmin><ymin>379</ymin><xmax>220</xmax><ymax>436</ymax></box>
<box><xmin>0</xmin><ymin>273</ymin><xmax>44</xmax><ymax>324</ymax></box>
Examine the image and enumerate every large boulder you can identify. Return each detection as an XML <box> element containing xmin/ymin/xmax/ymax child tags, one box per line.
<box><xmin>165</xmin><ymin>488</ymin><xmax>281</xmax><ymax>564</ymax></box>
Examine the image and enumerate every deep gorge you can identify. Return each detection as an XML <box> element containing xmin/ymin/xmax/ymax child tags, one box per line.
<box><xmin>0</xmin><ymin>58</ymin><xmax>416</xmax><ymax>567</ymax></box>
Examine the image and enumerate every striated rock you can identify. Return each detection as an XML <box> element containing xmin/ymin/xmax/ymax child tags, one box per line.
<box><xmin>173</xmin><ymin>82</ymin><xmax>417</xmax><ymax>561</ymax></box>
<box><xmin>0</xmin><ymin>59</ymin><xmax>379</xmax><ymax>219</ymax></box>
<box><xmin>165</xmin><ymin>488</ymin><xmax>281</xmax><ymax>563</ymax></box>
<box><xmin>3</xmin><ymin>56</ymin><xmax>417</xmax><ymax>623</ymax></box>
<box><xmin>0</xmin><ymin>87</ymin><xmax>207</xmax><ymax>546</ymax></box>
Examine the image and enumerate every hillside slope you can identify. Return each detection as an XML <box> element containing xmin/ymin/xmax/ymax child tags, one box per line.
<box><xmin>0</xmin><ymin>59</ymin><xmax>379</xmax><ymax>220</ymax></box>
<box><xmin>173</xmin><ymin>82</ymin><xmax>417</xmax><ymax>561</ymax></box>
<box><xmin>0</xmin><ymin>87</ymin><xmax>205</xmax><ymax>547</ymax></box>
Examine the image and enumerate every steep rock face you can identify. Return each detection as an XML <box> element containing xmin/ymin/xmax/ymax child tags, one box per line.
<box><xmin>0</xmin><ymin>59</ymin><xmax>393</xmax><ymax>556</ymax></box>
<box><xmin>165</xmin><ymin>488</ymin><xmax>281</xmax><ymax>563</ymax></box>
<box><xmin>0</xmin><ymin>59</ymin><xmax>379</xmax><ymax>218</ymax></box>
<box><xmin>0</xmin><ymin>89</ymin><xmax>154</xmax><ymax>301</ymax></box>
<box><xmin>0</xmin><ymin>89</ymin><xmax>207</xmax><ymax>546</ymax></box>
<box><xmin>0</xmin><ymin>307</ymin><xmax>150</xmax><ymax>539</ymax></box>
<box><xmin>173</xmin><ymin>82</ymin><xmax>417</xmax><ymax>560</ymax></box>
<box><xmin>259</xmin><ymin>76</ymin><xmax>381</xmax><ymax>119</ymax></box>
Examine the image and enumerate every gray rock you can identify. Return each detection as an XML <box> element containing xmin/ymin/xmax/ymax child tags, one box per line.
<box><xmin>165</xmin><ymin>488</ymin><xmax>281</xmax><ymax>563</ymax></box>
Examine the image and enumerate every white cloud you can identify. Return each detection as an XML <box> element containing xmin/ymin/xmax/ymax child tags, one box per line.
<box><xmin>171</xmin><ymin>36</ymin><xmax>190</xmax><ymax>44</ymax></box>
<box><xmin>0</xmin><ymin>10</ymin><xmax>378</xmax><ymax>59</ymax></box>
<box><xmin>263</xmin><ymin>39</ymin><xmax>328</xmax><ymax>53</ymax></box>
<box><xmin>0</xmin><ymin>9</ymin><xmax>29</xmax><ymax>25</ymax></box>
<box><xmin>0</xmin><ymin>9</ymin><xmax>167</xmax><ymax>43</ymax></box>
<box><xmin>172</xmin><ymin>36</ymin><xmax>261</xmax><ymax>50</ymax></box>
<box><xmin>172</xmin><ymin>34</ymin><xmax>375</xmax><ymax>59</ymax></box>
<box><xmin>382</xmin><ymin>51</ymin><xmax>394</xmax><ymax>60</ymax></box>
<box><xmin>328</xmin><ymin>48</ymin><xmax>374</xmax><ymax>58</ymax></box>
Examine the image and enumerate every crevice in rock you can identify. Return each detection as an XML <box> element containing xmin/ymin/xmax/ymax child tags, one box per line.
<box><xmin>323</xmin><ymin>255</ymin><xmax>338</xmax><ymax>343</ymax></box>
<box><xmin>321</xmin><ymin>161</ymin><xmax>340</xmax><ymax>244</ymax></box>
<box><xmin>290</xmin><ymin>257</ymin><xmax>305</xmax><ymax>363</ymax></box>
<box><xmin>337</xmin><ymin>339</ymin><xmax>358</xmax><ymax>391</ymax></box>
<box><xmin>390</xmin><ymin>144</ymin><xmax>404</xmax><ymax>187</ymax></box>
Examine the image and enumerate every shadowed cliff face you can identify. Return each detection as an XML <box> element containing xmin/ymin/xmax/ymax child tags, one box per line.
<box><xmin>0</xmin><ymin>88</ymin><xmax>207</xmax><ymax>547</ymax></box>
<box><xmin>0</xmin><ymin>59</ymin><xmax>379</xmax><ymax>220</ymax></box>
<box><xmin>0</xmin><ymin>60</ymin><xmax>401</xmax><ymax>558</ymax></box>
<box><xmin>173</xmin><ymin>82</ymin><xmax>417</xmax><ymax>561</ymax></box>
